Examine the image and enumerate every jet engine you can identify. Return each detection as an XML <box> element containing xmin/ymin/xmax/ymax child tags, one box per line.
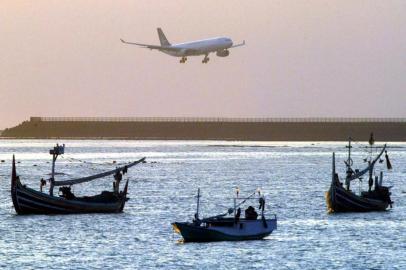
<box><xmin>216</xmin><ymin>50</ymin><xmax>230</xmax><ymax>57</ymax></box>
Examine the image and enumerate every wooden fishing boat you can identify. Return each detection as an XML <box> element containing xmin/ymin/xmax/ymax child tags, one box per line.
<box><xmin>326</xmin><ymin>136</ymin><xmax>393</xmax><ymax>213</ymax></box>
<box><xmin>11</xmin><ymin>144</ymin><xmax>146</xmax><ymax>215</ymax></box>
<box><xmin>172</xmin><ymin>188</ymin><xmax>277</xmax><ymax>242</ymax></box>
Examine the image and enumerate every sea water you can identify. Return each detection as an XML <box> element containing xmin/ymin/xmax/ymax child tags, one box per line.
<box><xmin>0</xmin><ymin>140</ymin><xmax>405</xmax><ymax>269</ymax></box>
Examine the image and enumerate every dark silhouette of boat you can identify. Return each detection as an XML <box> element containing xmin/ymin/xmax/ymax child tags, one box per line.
<box><xmin>172</xmin><ymin>188</ymin><xmax>277</xmax><ymax>242</ymax></box>
<box><xmin>326</xmin><ymin>136</ymin><xmax>393</xmax><ymax>213</ymax></box>
<box><xmin>11</xmin><ymin>144</ymin><xmax>146</xmax><ymax>215</ymax></box>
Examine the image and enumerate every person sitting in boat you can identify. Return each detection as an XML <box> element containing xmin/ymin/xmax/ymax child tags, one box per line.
<box><xmin>193</xmin><ymin>213</ymin><xmax>201</xmax><ymax>226</ymax></box>
<box><xmin>59</xmin><ymin>186</ymin><xmax>75</xmax><ymax>200</ymax></box>
<box><xmin>346</xmin><ymin>168</ymin><xmax>354</xmax><ymax>179</ymax></box>
<box><xmin>245</xmin><ymin>206</ymin><xmax>258</xmax><ymax>220</ymax></box>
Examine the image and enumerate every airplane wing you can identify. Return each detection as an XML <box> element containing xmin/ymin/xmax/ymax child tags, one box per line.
<box><xmin>231</xmin><ymin>40</ymin><xmax>245</xmax><ymax>48</ymax></box>
<box><xmin>120</xmin><ymin>39</ymin><xmax>180</xmax><ymax>51</ymax></box>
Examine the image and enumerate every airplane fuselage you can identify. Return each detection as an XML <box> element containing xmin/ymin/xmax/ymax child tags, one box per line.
<box><xmin>162</xmin><ymin>37</ymin><xmax>233</xmax><ymax>57</ymax></box>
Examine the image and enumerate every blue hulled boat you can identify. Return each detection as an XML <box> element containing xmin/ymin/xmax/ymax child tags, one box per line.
<box><xmin>172</xmin><ymin>189</ymin><xmax>277</xmax><ymax>242</ymax></box>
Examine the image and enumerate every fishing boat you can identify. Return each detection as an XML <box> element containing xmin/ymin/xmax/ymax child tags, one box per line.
<box><xmin>172</xmin><ymin>188</ymin><xmax>277</xmax><ymax>242</ymax></box>
<box><xmin>326</xmin><ymin>135</ymin><xmax>393</xmax><ymax>213</ymax></box>
<box><xmin>11</xmin><ymin>144</ymin><xmax>146</xmax><ymax>215</ymax></box>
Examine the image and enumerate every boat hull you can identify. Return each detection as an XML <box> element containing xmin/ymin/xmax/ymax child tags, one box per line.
<box><xmin>326</xmin><ymin>182</ymin><xmax>389</xmax><ymax>213</ymax></box>
<box><xmin>173</xmin><ymin>218</ymin><xmax>277</xmax><ymax>242</ymax></box>
<box><xmin>11</xmin><ymin>157</ymin><xmax>127</xmax><ymax>215</ymax></box>
<box><xmin>12</xmin><ymin>183</ymin><xmax>126</xmax><ymax>215</ymax></box>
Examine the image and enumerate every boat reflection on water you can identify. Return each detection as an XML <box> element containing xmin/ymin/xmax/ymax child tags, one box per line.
<box><xmin>172</xmin><ymin>188</ymin><xmax>277</xmax><ymax>242</ymax></box>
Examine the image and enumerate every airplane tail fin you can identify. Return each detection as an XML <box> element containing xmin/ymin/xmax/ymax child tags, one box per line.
<box><xmin>157</xmin><ymin>28</ymin><xmax>171</xmax><ymax>46</ymax></box>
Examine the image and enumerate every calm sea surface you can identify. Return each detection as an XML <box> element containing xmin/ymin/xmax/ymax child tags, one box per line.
<box><xmin>0</xmin><ymin>140</ymin><xmax>405</xmax><ymax>269</ymax></box>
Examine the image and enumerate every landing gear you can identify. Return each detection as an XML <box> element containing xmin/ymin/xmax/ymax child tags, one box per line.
<box><xmin>202</xmin><ymin>54</ymin><xmax>210</xmax><ymax>64</ymax></box>
<box><xmin>180</xmin><ymin>57</ymin><xmax>187</xmax><ymax>63</ymax></box>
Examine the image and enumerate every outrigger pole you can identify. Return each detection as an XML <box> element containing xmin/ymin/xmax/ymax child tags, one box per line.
<box><xmin>346</xmin><ymin>144</ymin><xmax>386</xmax><ymax>182</ymax></box>
<box><xmin>47</xmin><ymin>143</ymin><xmax>146</xmax><ymax>196</ymax></box>
<box><xmin>53</xmin><ymin>157</ymin><xmax>146</xmax><ymax>186</ymax></box>
<box><xmin>235</xmin><ymin>190</ymin><xmax>257</xmax><ymax>209</ymax></box>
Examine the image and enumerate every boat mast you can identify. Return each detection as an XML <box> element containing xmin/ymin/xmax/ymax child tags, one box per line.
<box><xmin>332</xmin><ymin>152</ymin><xmax>336</xmax><ymax>183</ymax></box>
<box><xmin>195</xmin><ymin>188</ymin><xmax>200</xmax><ymax>220</ymax></box>
<box><xmin>368</xmin><ymin>132</ymin><xmax>375</xmax><ymax>160</ymax></box>
<box><xmin>234</xmin><ymin>187</ymin><xmax>239</xmax><ymax>216</ymax></box>
<box><xmin>49</xmin><ymin>144</ymin><xmax>65</xmax><ymax>196</ymax></box>
<box><xmin>347</xmin><ymin>137</ymin><xmax>352</xmax><ymax>170</ymax></box>
<box><xmin>345</xmin><ymin>137</ymin><xmax>352</xmax><ymax>190</ymax></box>
<box><xmin>368</xmin><ymin>133</ymin><xmax>375</xmax><ymax>191</ymax></box>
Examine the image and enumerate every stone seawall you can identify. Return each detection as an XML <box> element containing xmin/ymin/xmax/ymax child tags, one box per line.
<box><xmin>2</xmin><ymin>118</ymin><xmax>406</xmax><ymax>141</ymax></box>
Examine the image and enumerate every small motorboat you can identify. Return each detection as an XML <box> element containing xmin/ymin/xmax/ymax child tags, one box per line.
<box><xmin>326</xmin><ymin>135</ymin><xmax>393</xmax><ymax>213</ymax></box>
<box><xmin>11</xmin><ymin>144</ymin><xmax>146</xmax><ymax>215</ymax></box>
<box><xmin>172</xmin><ymin>188</ymin><xmax>277</xmax><ymax>242</ymax></box>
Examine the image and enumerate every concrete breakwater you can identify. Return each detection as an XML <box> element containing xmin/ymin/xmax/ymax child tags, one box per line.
<box><xmin>2</xmin><ymin>117</ymin><xmax>406</xmax><ymax>141</ymax></box>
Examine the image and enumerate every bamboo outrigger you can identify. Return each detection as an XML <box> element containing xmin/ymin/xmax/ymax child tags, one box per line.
<box><xmin>11</xmin><ymin>144</ymin><xmax>146</xmax><ymax>215</ymax></box>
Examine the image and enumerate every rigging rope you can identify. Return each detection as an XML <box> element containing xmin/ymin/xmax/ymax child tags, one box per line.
<box><xmin>54</xmin><ymin>155</ymin><xmax>139</xmax><ymax>182</ymax></box>
<box><xmin>61</xmin><ymin>155</ymin><xmax>129</xmax><ymax>166</ymax></box>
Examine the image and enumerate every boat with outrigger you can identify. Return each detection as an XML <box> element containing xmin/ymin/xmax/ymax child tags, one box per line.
<box><xmin>11</xmin><ymin>144</ymin><xmax>146</xmax><ymax>215</ymax></box>
<box><xmin>326</xmin><ymin>134</ymin><xmax>393</xmax><ymax>213</ymax></box>
<box><xmin>172</xmin><ymin>188</ymin><xmax>277</xmax><ymax>242</ymax></box>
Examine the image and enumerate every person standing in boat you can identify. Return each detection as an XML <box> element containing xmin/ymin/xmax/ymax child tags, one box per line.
<box><xmin>49</xmin><ymin>177</ymin><xmax>55</xmax><ymax>196</ymax></box>
<box><xmin>39</xmin><ymin>178</ymin><xmax>46</xmax><ymax>192</ymax></box>
<box><xmin>259</xmin><ymin>196</ymin><xmax>265</xmax><ymax>215</ymax></box>
<box><xmin>368</xmin><ymin>162</ymin><xmax>374</xmax><ymax>192</ymax></box>
<box><xmin>234</xmin><ymin>207</ymin><xmax>241</xmax><ymax>224</ymax></box>
<box><xmin>113</xmin><ymin>170</ymin><xmax>123</xmax><ymax>194</ymax></box>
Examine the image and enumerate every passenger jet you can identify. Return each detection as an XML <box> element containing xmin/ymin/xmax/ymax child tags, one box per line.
<box><xmin>120</xmin><ymin>28</ymin><xmax>245</xmax><ymax>63</ymax></box>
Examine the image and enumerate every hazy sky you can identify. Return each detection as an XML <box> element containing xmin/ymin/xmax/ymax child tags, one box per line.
<box><xmin>1</xmin><ymin>1</ymin><xmax>405</xmax><ymax>129</ymax></box>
